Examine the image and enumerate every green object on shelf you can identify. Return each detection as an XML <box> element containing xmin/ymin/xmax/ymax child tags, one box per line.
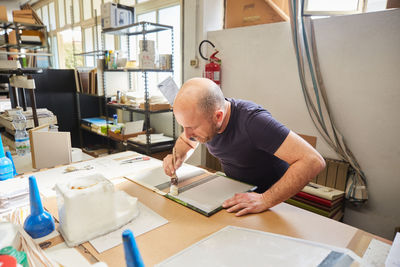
<box><xmin>0</xmin><ymin>246</ymin><xmax>29</xmax><ymax>267</ymax></box>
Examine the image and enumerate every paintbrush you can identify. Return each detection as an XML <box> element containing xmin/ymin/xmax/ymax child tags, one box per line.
<box><xmin>169</xmin><ymin>147</ymin><xmax>179</xmax><ymax>196</ymax></box>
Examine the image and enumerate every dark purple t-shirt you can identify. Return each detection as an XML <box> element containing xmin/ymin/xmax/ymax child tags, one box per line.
<box><xmin>206</xmin><ymin>98</ymin><xmax>290</xmax><ymax>193</ymax></box>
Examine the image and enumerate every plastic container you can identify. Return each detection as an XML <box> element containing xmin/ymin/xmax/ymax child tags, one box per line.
<box><xmin>113</xmin><ymin>114</ymin><xmax>118</xmax><ymax>125</ymax></box>
<box><xmin>0</xmin><ymin>246</ymin><xmax>28</xmax><ymax>267</ymax></box>
<box><xmin>12</xmin><ymin>111</ymin><xmax>30</xmax><ymax>156</ymax></box>
<box><xmin>0</xmin><ymin>134</ymin><xmax>13</xmax><ymax>181</ymax></box>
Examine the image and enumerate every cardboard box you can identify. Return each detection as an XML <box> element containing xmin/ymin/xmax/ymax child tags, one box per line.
<box><xmin>138</xmin><ymin>51</ymin><xmax>155</xmax><ymax>69</ymax></box>
<box><xmin>101</xmin><ymin>3</ymin><xmax>134</xmax><ymax>29</ymax></box>
<box><xmin>8</xmin><ymin>30</ymin><xmax>44</xmax><ymax>45</ymax></box>
<box><xmin>225</xmin><ymin>0</ymin><xmax>285</xmax><ymax>29</ymax></box>
<box><xmin>139</xmin><ymin>103</ymin><xmax>171</xmax><ymax>111</ymax></box>
<box><xmin>0</xmin><ymin>6</ymin><xmax>8</xmax><ymax>21</ymax></box>
<box><xmin>108</xmin><ymin>129</ymin><xmax>146</xmax><ymax>141</ymax></box>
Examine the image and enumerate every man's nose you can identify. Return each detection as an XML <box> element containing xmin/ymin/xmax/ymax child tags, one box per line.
<box><xmin>184</xmin><ymin>128</ymin><xmax>193</xmax><ymax>139</ymax></box>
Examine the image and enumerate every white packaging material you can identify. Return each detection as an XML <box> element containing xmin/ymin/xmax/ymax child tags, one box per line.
<box><xmin>55</xmin><ymin>174</ymin><xmax>139</xmax><ymax>247</ymax></box>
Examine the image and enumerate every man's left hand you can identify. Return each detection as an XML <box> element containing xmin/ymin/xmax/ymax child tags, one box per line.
<box><xmin>222</xmin><ymin>192</ymin><xmax>269</xmax><ymax>216</ymax></box>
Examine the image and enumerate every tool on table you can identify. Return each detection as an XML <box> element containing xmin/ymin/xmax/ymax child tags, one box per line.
<box><xmin>120</xmin><ymin>156</ymin><xmax>150</xmax><ymax>164</ymax></box>
<box><xmin>169</xmin><ymin>148</ymin><xmax>179</xmax><ymax>196</ymax></box>
<box><xmin>63</xmin><ymin>165</ymin><xmax>94</xmax><ymax>173</ymax></box>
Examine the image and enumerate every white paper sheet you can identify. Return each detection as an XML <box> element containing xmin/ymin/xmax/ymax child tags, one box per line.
<box><xmin>31</xmin><ymin>151</ymin><xmax>160</xmax><ymax>198</ymax></box>
<box><xmin>362</xmin><ymin>238</ymin><xmax>391</xmax><ymax>266</ymax></box>
<box><xmin>156</xmin><ymin>226</ymin><xmax>361</xmax><ymax>267</ymax></box>
<box><xmin>123</xmin><ymin>120</ymin><xmax>144</xmax><ymax>135</ymax></box>
<box><xmin>89</xmin><ymin>201</ymin><xmax>168</xmax><ymax>253</ymax></box>
<box><xmin>124</xmin><ymin>163</ymin><xmax>206</xmax><ymax>191</ymax></box>
<box><xmin>46</xmin><ymin>243</ymin><xmax>91</xmax><ymax>267</ymax></box>
<box><xmin>157</xmin><ymin>76</ymin><xmax>179</xmax><ymax>105</ymax></box>
<box><xmin>386</xmin><ymin>232</ymin><xmax>400</xmax><ymax>267</ymax></box>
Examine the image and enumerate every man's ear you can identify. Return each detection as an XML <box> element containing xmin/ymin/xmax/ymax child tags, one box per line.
<box><xmin>214</xmin><ymin>109</ymin><xmax>224</xmax><ymax>123</ymax></box>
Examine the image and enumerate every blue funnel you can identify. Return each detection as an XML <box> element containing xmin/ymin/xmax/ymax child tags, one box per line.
<box><xmin>6</xmin><ymin>151</ymin><xmax>18</xmax><ymax>176</ymax></box>
<box><xmin>122</xmin><ymin>230</ymin><xmax>145</xmax><ymax>267</ymax></box>
<box><xmin>0</xmin><ymin>134</ymin><xmax>13</xmax><ymax>181</ymax></box>
<box><xmin>23</xmin><ymin>176</ymin><xmax>55</xmax><ymax>239</ymax></box>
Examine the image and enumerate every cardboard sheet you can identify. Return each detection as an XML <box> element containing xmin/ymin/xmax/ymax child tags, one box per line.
<box><xmin>167</xmin><ymin>175</ymin><xmax>256</xmax><ymax>216</ymax></box>
<box><xmin>30</xmin><ymin>130</ymin><xmax>72</xmax><ymax>169</ymax></box>
<box><xmin>89</xmin><ymin>202</ymin><xmax>168</xmax><ymax>253</ymax></box>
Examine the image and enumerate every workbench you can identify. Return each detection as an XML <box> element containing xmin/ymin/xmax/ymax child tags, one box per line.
<box><xmin>14</xmin><ymin>151</ymin><xmax>392</xmax><ymax>266</ymax></box>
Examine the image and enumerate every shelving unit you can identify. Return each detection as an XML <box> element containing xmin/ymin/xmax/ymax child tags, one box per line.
<box><xmin>101</xmin><ymin>21</ymin><xmax>176</xmax><ymax>155</ymax></box>
<box><xmin>0</xmin><ymin>20</ymin><xmax>51</xmax><ymax>67</ymax></box>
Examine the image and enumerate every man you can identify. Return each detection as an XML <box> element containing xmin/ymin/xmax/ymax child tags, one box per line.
<box><xmin>163</xmin><ymin>78</ymin><xmax>325</xmax><ymax>216</ymax></box>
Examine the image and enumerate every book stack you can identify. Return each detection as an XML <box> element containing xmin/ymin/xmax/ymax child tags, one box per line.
<box><xmin>286</xmin><ymin>182</ymin><xmax>345</xmax><ymax>221</ymax></box>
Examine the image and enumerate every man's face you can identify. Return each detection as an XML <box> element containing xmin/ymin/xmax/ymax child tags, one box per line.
<box><xmin>175</xmin><ymin>108</ymin><xmax>220</xmax><ymax>144</ymax></box>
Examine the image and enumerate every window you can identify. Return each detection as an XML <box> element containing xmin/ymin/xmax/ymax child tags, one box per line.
<box><xmin>33</xmin><ymin>0</ymin><xmax>181</xmax><ymax>73</ymax></box>
<box><xmin>58</xmin><ymin>28</ymin><xmax>82</xmax><ymax>68</ymax></box>
<box><xmin>93</xmin><ymin>0</ymin><xmax>102</xmax><ymax>17</ymax></box>
<box><xmin>84</xmin><ymin>27</ymin><xmax>94</xmax><ymax>66</ymax></box>
<box><xmin>52</xmin><ymin>36</ymin><xmax>59</xmax><ymax>68</ymax></box>
<box><xmin>58</xmin><ymin>0</ymin><xmax>65</xmax><ymax>28</ymax></box>
<box><xmin>65</xmin><ymin>0</ymin><xmax>72</xmax><ymax>25</ymax></box>
<box><xmin>49</xmin><ymin>2</ymin><xmax>56</xmax><ymax>31</ymax></box>
<box><xmin>73</xmin><ymin>0</ymin><xmax>80</xmax><ymax>23</ymax></box>
<box><xmin>304</xmin><ymin>0</ymin><xmax>387</xmax><ymax>15</ymax></box>
<box><xmin>42</xmin><ymin>5</ymin><xmax>49</xmax><ymax>31</ymax></box>
<box><xmin>83</xmin><ymin>0</ymin><xmax>92</xmax><ymax>21</ymax></box>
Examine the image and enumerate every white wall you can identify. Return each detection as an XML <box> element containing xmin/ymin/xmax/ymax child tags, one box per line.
<box><xmin>183</xmin><ymin>0</ymin><xmax>224</xmax><ymax>166</ymax></box>
<box><xmin>206</xmin><ymin>9</ymin><xmax>400</xmax><ymax>239</ymax></box>
<box><xmin>313</xmin><ymin>9</ymin><xmax>400</xmax><ymax>240</ymax></box>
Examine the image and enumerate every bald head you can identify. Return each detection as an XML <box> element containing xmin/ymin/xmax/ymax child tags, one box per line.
<box><xmin>174</xmin><ymin>78</ymin><xmax>225</xmax><ymax>117</ymax></box>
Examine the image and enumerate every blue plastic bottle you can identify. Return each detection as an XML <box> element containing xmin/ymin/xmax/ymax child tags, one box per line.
<box><xmin>0</xmin><ymin>134</ymin><xmax>14</xmax><ymax>181</ymax></box>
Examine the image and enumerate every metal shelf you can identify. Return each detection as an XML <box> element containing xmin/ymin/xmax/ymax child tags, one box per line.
<box><xmin>127</xmin><ymin>139</ymin><xmax>175</xmax><ymax>154</ymax></box>
<box><xmin>99</xmin><ymin>21</ymin><xmax>176</xmax><ymax>155</ymax></box>
<box><xmin>74</xmin><ymin>50</ymin><xmax>106</xmax><ymax>57</ymax></box>
<box><xmin>102</xmin><ymin>21</ymin><xmax>172</xmax><ymax>36</ymax></box>
<box><xmin>104</xmin><ymin>68</ymin><xmax>173</xmax><ymax>73</ymax></box>
<box><xmin>107</xmin><ymin>103</ymin><xmax>172</xmax><ymax>114</ymax></box>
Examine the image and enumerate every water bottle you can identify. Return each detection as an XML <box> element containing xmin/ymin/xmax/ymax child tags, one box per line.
<box><xmin>13</xmin><ymin>110</ymin><xmax>30</xmax><ymax>156</ymax></box>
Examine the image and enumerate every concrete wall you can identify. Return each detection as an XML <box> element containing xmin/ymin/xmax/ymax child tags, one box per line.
<box><xmin>206</xmin><ymin>9</ymin><xmax>400</xmax><ymax>239</ymax></box>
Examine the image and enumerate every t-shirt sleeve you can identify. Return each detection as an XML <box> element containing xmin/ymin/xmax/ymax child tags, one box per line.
<box><xmin>246</xmin><ymin>110</ymin><xmax>290</xmax><ymax>154</ymax></box>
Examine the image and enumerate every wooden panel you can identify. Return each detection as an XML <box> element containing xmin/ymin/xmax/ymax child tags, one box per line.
<box><xmin>325</xmin><ymin>160</ymin><xmax>339</xmax><ymax>188</ymax></box>
<box><xmin>335</xmin><ymin>162</ymin><xmax>349</xmax><ymax>191</ymax></box>
<box><xmin>316</xmin><ymin>164</ymin><xmax>327</xmax><ymax>186</ymax></box>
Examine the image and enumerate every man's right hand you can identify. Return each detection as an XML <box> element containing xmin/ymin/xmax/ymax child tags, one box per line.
<box><xmin>163</xmin><ymin>153</ymin><xmax>184</xmax><ymax>177</ymax></box>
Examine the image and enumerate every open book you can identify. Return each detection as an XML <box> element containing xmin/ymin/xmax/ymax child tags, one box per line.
<box><xmin>125</xmin><ymin>163</ymin><xmax>256</xmax><ymax>216</ymax></box>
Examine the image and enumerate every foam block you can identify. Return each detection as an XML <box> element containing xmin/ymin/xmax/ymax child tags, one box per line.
<box><xmin>55</xmin><ymin>174</ymin><xmax>139</xmax><ymax>247</ymax></box>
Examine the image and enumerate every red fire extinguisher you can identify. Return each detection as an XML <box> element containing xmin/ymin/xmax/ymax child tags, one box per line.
<box><xmin>199</xmin><ymin>40</ymin><xmax>221</xmax><ymax>86</ymax></box>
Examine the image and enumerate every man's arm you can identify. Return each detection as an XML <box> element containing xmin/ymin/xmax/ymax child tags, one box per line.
<box><xmin>222</xmin><ymin>131</ymin><xmax>325</xmax><ymax>216</ymax></box>
<box><xmin>163</xmin><ymin>132</ymin><xmax>198</xmax><ymax>176</ymax></box>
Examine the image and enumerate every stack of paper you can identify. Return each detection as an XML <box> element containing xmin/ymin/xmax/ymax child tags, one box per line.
<box><xmin>124</xmin><ymin>92</ymin><xmax>169</xmax><ymax>107</ymax></box>
<box><xmin>129</xmin><ymin>133</ymin><xmax>173</xmax><ymax>144</ymax></box>
<box><xmin>0</xmin><ymin>178</ymin><xmax>29</xmax><ymax>215</ymax></box>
